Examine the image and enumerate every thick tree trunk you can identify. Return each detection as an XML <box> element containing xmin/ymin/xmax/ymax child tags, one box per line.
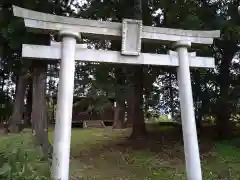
<box><xmin>216</xmin><ymin>57</ymin><xmax>231</xmax><ymax>139</ymax></box>
<box><xmin>111</xmin><ymin>40</ymin><xmax>126</xmax><ymax>129</ymax></box>
<box><xmin>129</xmin><ymin>0</ymin><xmax>147</xmax><ymax>139</ymax></box>
<box><xmin>216</xmin><ymin>72</ymin><xmax>231</xmax><ymax>138</ymax></box>
<box><xmin>130</xmin><ymin>65</ymin><xmax>147</xmax><ymax>139</ymax></box>
<box><xmin>9</xmin><ymin>74</ymin><xmax>28</xmax><ymax>133</ymax></box>
<box><xmin>113</xmin><ymin>69</ymin><xmax>126</xmax><ymax>129</ymax></box>
<box><xmin>32</xmin><ymin>62</ymin><xmax>52</xmax><ymax>157</ymax></box>
<box><xmin>216</xmin><ymin>40</ymin><xmax>238</xmax><ymax>139</ymax></box>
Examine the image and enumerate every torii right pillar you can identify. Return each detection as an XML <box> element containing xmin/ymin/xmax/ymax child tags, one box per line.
<box><xmin>174</xmin><ymin>40</ymin><xmax>202</xmax><ymax>180</ymax></box>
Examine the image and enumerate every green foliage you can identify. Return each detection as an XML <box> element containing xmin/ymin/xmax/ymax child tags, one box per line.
<box><xmin>147</xmin><ymin>115</ymin><xmax>172</xmax><ymax>123</ymax></box>
<box><xmin>0</xmin><ymin>134</ymin><xmax>50</xmax><ymax>180</ymax></box>
<box><xmin>203</xmin><ymin>116</ymin><xmax>216</xmax><ymax>125</ymax></box>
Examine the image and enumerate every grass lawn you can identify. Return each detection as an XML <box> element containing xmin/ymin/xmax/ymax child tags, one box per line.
<box><xmin>1</xmin><ymin>126</ymin><xmax>240</xmax><ymax>180</ymax></box>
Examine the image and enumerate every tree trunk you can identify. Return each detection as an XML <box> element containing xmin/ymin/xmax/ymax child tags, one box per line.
<box><xmin>25</xmin><ymin>78</ymin><xmax>33</xmax><ymax>127</ymax></box>
<box><xmin>9</xmin><ymin>74</ymin><xmax>28</xmax><ymax>133</ymax></box>
<box><xmin>111</xmin><ymin>40</ymin><xmax>126</xmax><ymax>129</ymax></box>
<box><xmin>216</xmin><ymin>57</ymin><xmax>231</xmax><ymax>139</ymax></box>
<box><xmin>192</xmin><ymin>70</ymin><xmax>202</xmax><ymax>131</ymax></box>
<box><xmin>216</xmin><ymin>40</ymin><xmax>238</xmax><ymax>139</ymax></box>
<box><xmin>216</xmin><ymin>62</ymin><xmax>231</xmax><ymax>139</ymax></box>
<box><xmin>1</xmin><ymin>73</ymin><xmax>5</xmax><ymax>92</ymax></box>
<box><xmin>125</xmin><ymin>94</ymin><xmax>134</xmax><ymax>127</ymax></box>
<box><xmin>129</xmin><ymin>0</ymin><xmax>147</xmax><ymax>139</ymax></box>
<box><xmin>130</xmin><ymin>65</ymin><xmax>147</xmax><ymax>139</ymax></box>
<box><xmin>113</xmin><ymin>100</ymin><xmax>125</xmax><ymax>129</ymax></box>
<box><xmin>169</xmin><ymin>71</ymin><xmax>175</xmax><ymax>119</ymax></box>
<box><xmin>32</xmin><ymin>62</ymin><xmax>52</xmax><ymax>157</ymax></box>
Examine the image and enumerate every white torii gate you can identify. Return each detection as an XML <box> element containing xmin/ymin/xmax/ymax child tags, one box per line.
<box><xmin>13</xmin><ymin>6</ymin><xmax>220</xmax><ymax>180</ymax></box>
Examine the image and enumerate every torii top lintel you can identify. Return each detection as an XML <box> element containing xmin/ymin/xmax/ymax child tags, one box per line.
<box><xmin>13</xmin><ymin>5</ymin><xmax>220</xmax><ymax>45</ymax></box>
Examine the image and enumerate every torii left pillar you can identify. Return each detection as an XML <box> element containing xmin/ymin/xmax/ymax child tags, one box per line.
<box><xmin>51</xmin><ymin>29</ymin><xmax>80</xmax><ymax>180</ymax></box>
<box><xmin>174</xmin><ymin>41</ymin><xmax>202</xmax><ymax>180</ymax></box>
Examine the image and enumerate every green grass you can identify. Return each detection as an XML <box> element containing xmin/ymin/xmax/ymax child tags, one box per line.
<box><xmin>0</xmin><ymin>132</ymin><xmax>50</xmax><ymax>179</ymax></box>
<box><xmin>1</xmin><ymin>127</ymin><xmax>240</xmax><ymax>180</ymax></box>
